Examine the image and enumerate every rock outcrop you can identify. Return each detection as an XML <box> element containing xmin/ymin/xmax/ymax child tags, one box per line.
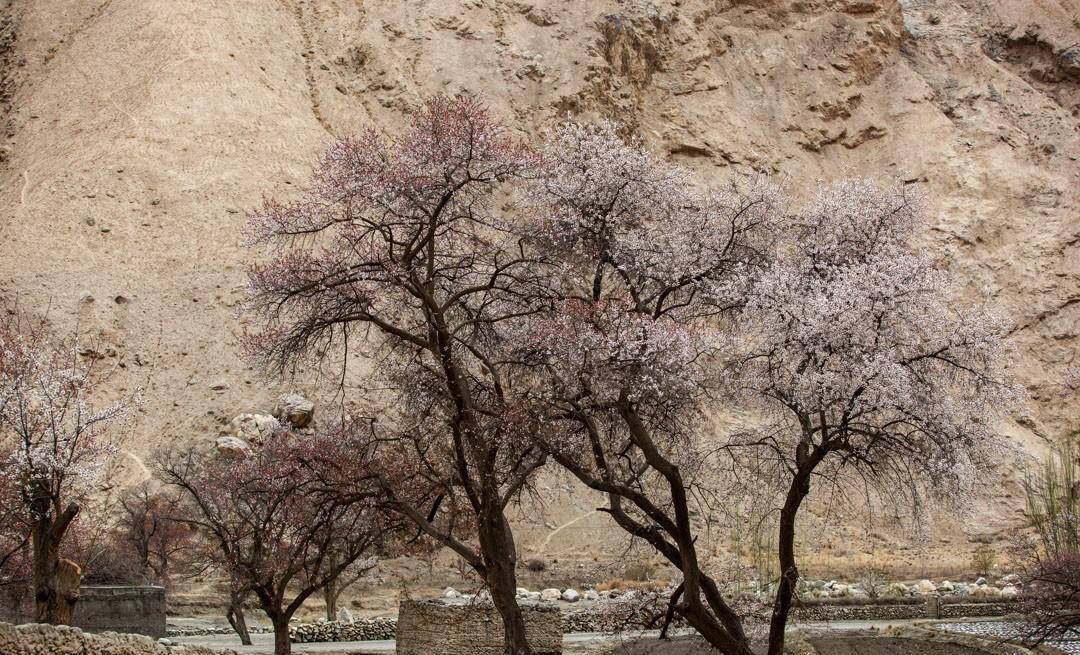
<box><xmin>0</xmin><ymin>0</ymin><xmax>1075</xmax><ymax>561</ymax></box>
<box><xmin>273</xmin><ymin>393</ymin><xmax>314</xmax><ymax>428</ymax></box>
<box><xmin>228</xmin><ymin>413</ymin><xmax>278</xmax><ymax>445</ymax></box>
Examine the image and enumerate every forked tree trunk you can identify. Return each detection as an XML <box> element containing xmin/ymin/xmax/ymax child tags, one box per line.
<box><xmin>479</xmin><ymin>505</ymin><xmax>531</xmax><ymax>655</ymax></box>
<box><xmin>614</xmin><ymin>407</ymin><xmax>756</xmax><ymax>655</ymax></box>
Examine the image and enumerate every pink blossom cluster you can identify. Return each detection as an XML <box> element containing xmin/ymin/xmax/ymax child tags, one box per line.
<box><xmin>523</xmin><ymin>118</ymin><xmax>779</xmax><ymax>306</ymax></box>
<box><xmin>243</xmin><ymin>95</ymin><xmax>538</xmax><ymax>378</ymax></box>
<box><xmin>730</xmin><ymin>177</ymin><xmax>1017</xmax><ymax>514</ymax></box>
<box><xmin>0</xmin><ymin>319</ymin><xmax>131</xmax><ymax>512</ymax></box>
<box><xmin>522</xmin><ymin>297</ymin><xmax>709</xmax><ymax>404</ymax></box>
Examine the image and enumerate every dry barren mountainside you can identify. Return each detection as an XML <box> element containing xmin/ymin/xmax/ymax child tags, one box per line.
<box><xmin>0</xmin><ymin>0</ymin><xmax>1077</xmax><ymax>568</ymax></box>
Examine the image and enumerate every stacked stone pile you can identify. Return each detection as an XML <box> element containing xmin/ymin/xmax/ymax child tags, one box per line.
<box><xmin>166</xmin><ymin>625</ymin><xmax>270</xmax><ymax>638</ymax></box>
<box><xmin>396</xmin><ymin>600</ymin><xmax>562</xmax><ymax>655</ymax></box>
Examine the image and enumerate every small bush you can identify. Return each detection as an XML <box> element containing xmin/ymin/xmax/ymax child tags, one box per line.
<box><xmin>525</xmin><ymin>558</ymin><xmax>547</xmax><ymax>573</ymax></box>
<box><xmin>971</xmin><ymin>543</ymin><xmax>996</xmax><ymax>577</ymax></box>
<box><xmin>623</xmin><ymin>561</ymin><xmax>656</xmax><ymax>582</ymax></box>
<box><xmin>855</xmin><ymin>564</ymin><xmax>889</xmax><ymax>600</ymax></box>
<box><xmin>1023</xmin><ymin>436</ymin><xmax>1080</xmax><ymax>557</ymax></box>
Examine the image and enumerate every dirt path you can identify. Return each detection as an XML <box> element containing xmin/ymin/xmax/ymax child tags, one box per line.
<box><xmin>536</xmin><ymin>509</ymin><xmax>598</xmax><ymax>555</ymax></box>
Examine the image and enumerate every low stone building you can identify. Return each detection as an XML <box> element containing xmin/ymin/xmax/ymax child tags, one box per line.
<box><xmin>396</xmin><ymin>600</ymin><xmax>562</xmax><ymax>655</ymax></box>
<box><xmin>0</xmin><ymin>585</ymin><xmax>166</xmax><ymax>638</ymax></box>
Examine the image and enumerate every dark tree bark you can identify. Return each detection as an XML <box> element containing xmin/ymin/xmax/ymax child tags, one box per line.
<box><xmin>30</xmin><ymin>492</ymin><xmax>79</xmax><ymax>624</ymax></box>
<box><xmin>226</xmin><ymin>596</ymin><xmax>252</xmax><ymax>645</ymax></box>
<box><xmin>766</xmin><ymin>438</ymin><xmax>828</xmax><ymax>655</ymax></box>
<box><xmin>658</xmin><ymin>582</ymin><xmax>685</xmax><ymax>640</ymax></box>
<box><xmin>548</xmin><ymin>407</ymin><xmax>757</xmax><ymax>655</ymax></box>
<box><xmin>271</xmin><ymin>613</ymin><xmax>292</xmax><ymax>655</ymax></box>
<box><xmin>323</xmin><ymin>581</ymin><xmax>339</xmax><ymax>622</ymax></box>
<box><xmin>766</xmin><ymin>472</ymin><xmax>809</xmax><ymax>655</ymax></box>
<box><xmin>479</xmin><ymin>503</ymin><xmax>530</xmax><ymax>655</ymax></box>
<box><xmin>323</xmin><ymin>550</ymin><xmax>339</xmax><ymax>621</ymax></box>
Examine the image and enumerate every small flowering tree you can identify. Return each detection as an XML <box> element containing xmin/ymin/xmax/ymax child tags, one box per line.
<box><xmin>317</xmin><ymin>542</ymin><xmax>380</xmax><ymax>621</ymax></box>
<box><xmin>243</xmin><ymin>96</ymin><xmax>546</xmax><ymax>654</ymax></box>
<box><xmin>727</xmin><ymin>178</ymin><xmax>1014</xmax><ymax>654</ymax></box>
<box><xmin>156</xmin><ymin>429</ymin><xmax>390</xmax><ymax>655</ymax></box>
<box><xmin>1018</xmin><ymin>551</ymin><xmax>1080</xmax><ymax>644</ymax></box>
<box><xmin>113</xmin><ymin>481</ymin><xmax>200</xmax><ymax>586</ymax></box>
<box><xmin>0</xmin><ymin>312</ymin><xmax>132</xmax><ymax>624</ymax></box>
<box><xmin>0</xmin><ymin>464</ymin><xmax>30</xmax><ymax>601</ymax></box>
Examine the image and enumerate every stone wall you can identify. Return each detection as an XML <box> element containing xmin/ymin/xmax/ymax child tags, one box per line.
<box><xmin>290</xmin><ymin>616</ymin><xmax>396</xmax><ymax>642</ymax></box>
<box><xmin>284</xmin><ymin>599</ymin><xmax>1018</xmax><ymax>646</ymax></box>
<box><xmin>794</xmin><ymin>601</ymin><xmax>1014</xmax><ymax>622</ymax></box>
<box><xmin>396</xmin><ymin>600</ymin><xmax>562</xmax><ymax>655</ymax></box>
<box><xmin>0</xmin><ymin>621</ymin><xmax>236</xmax><ymax>655</ymax></box>
<box><xmin>0</xmin><ymin>586</ymin><xmax>166</xmax><ymax>638</ymax></box>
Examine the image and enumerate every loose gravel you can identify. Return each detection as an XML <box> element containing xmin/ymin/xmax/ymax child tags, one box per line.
<box><xmin>936</xmin><ymin>621</ymin><xmax>1080</xmax><ymax>655</ymax></box>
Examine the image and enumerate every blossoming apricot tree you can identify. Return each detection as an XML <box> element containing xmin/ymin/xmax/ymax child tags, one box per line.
<box><xmin>517</xmin><ymin>119</ymin><xmax>779</xmax><ymax>655</ymax></box>
<box><xmin>243</xmin><ymin>95</ymin><xmax>547</xmax><ymax>654</ymax></box>
<box><xmin>727</xmin><ymin>178</ymin><xmax>1015</xmax><ymax>653</ymax></box>
<box><xmin>243</xmin><ymin>96</ymin><xmax>1014</xmax><ymax>655</ymax></box>
<box><xmin>517</xmin><ymin>125</ymin><xmax>1013</xmax><ymax>655</ymax></box>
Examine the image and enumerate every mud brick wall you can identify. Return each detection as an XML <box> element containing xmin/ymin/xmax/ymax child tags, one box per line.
<box><xmin>396</xmin><ymin>600</ymin><xmax>562</xmax><ymax>655</ymax></box>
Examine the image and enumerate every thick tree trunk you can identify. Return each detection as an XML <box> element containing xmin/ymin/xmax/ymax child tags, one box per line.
<box><xmin>479</xmin><ymin>508</ymin><xmax>531</xmax><ymax>655</ymax></box>
<box><xmin>226</xmin><ymin>604</ymin><xmax>252</xmax><ymax>646</ymax></box>
<box><xmin>272</xmin><ymin>614</ymin><xmax>292</xmax><ymax>655</ymax></box>
<box><xmin>31</xmin><ymin>502</ymin><xmax>80</xmax><ymax>625</ymax></box>
<box><xmin>324</xmin><ymin>585</ymin><xmax>338</xmax><ymax>622</ymax></box>
<box><xmin>324</xmin><ymin>550</ymin><xmax>340</xmax><ymax>621</ymax></box>
<box><xmin>53</xmin><ymin>559</ymin><xmax>80</xmax><ymax>625</ymax></box>
<box><xmin>136</xmin><ymin>541</ymin><xmax>151</xmax><ymax>583</ymax></box>
<box><xmin>766</xmin><ymin>472</ymin><xmax>810</xmax><ymax>655</ymax></box>
<box><xmin>31</xmin><ymin>516</ymin><xmax>58</xmax><ymax>623</ymax></box>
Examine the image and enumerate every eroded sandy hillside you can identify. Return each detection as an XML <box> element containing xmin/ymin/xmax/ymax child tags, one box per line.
<box><xmin>0</xmin><ymin>0</ymin><xmax>1077</xmax><ymax>565</ymax></box>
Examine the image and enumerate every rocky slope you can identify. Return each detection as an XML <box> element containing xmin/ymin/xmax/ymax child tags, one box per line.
<box><xmin>0</xmin><ymin>0</ymin><xmax>1077</xmax><ymax>564</ymax></box>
